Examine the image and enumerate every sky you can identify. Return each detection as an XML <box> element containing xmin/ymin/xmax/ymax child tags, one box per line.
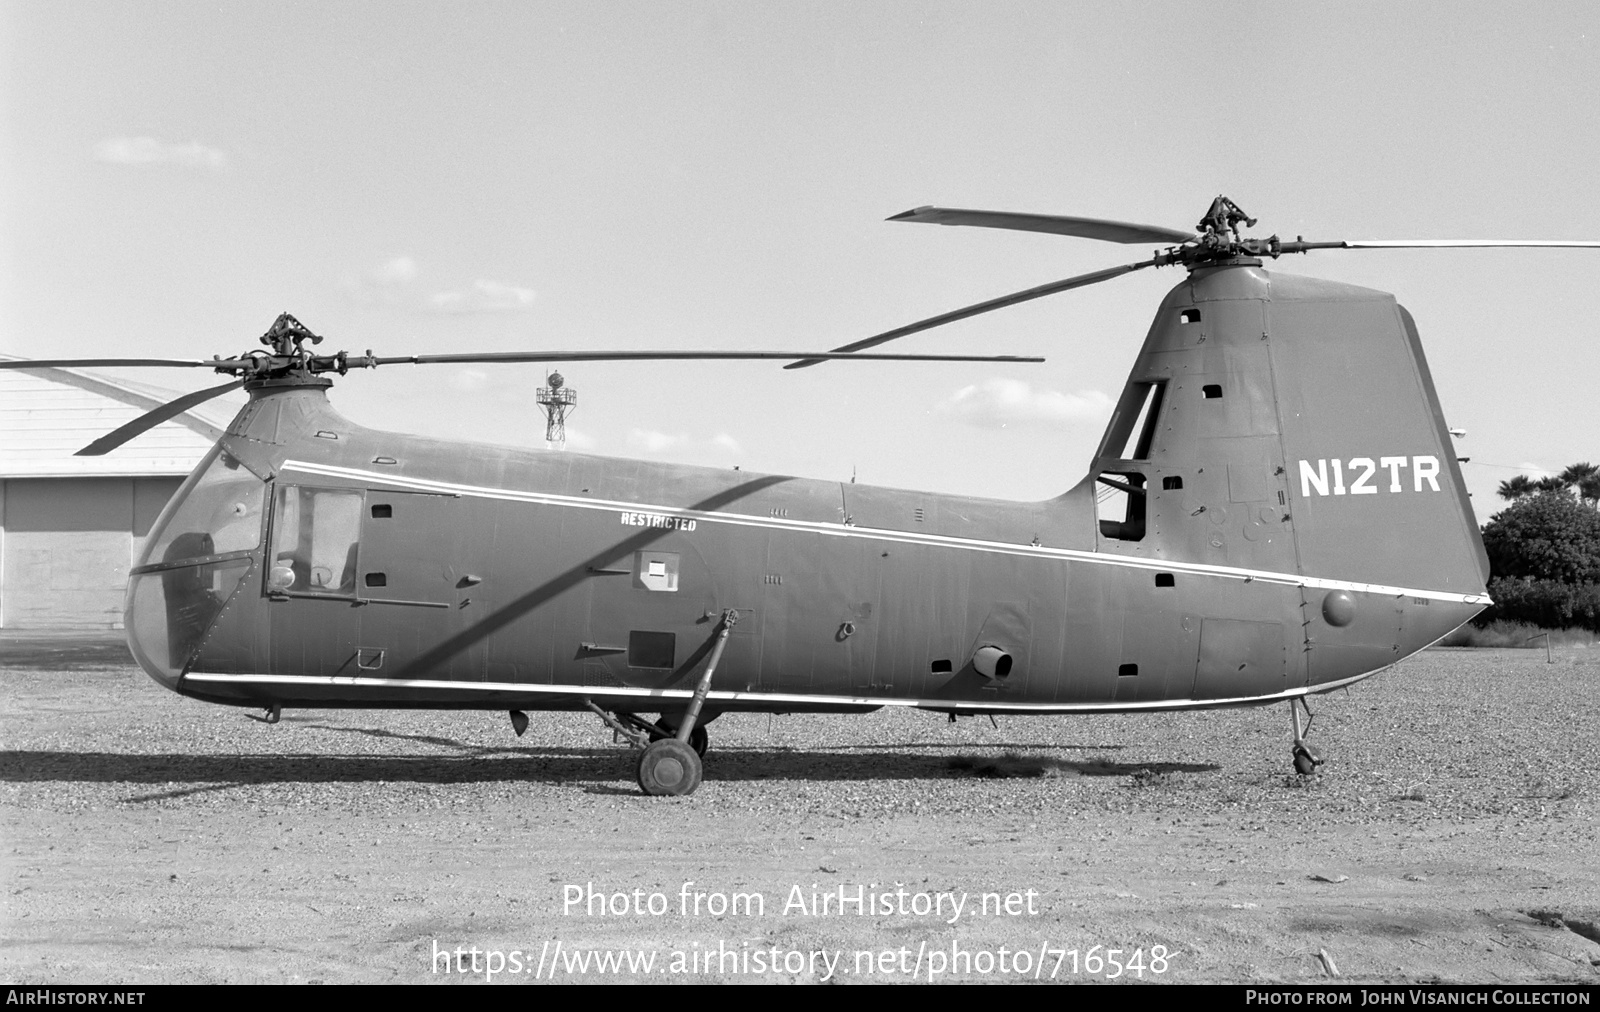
<box><xmin>3</xmin><ymin>1</ymin><xmax>1597</xmax><ymax>524</ymax></box>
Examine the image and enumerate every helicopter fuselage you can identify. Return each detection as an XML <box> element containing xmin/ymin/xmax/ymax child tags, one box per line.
<box><xmin>123</xmin><ymin>263</ymin><xmax>1490</xmax><ymax>721</ymax></box>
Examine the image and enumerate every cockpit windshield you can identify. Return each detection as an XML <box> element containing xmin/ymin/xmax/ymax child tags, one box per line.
<box><xmin>140</xmin><ymin>446</ymin><xmax>266</xmax><ymax>568</ymax></box>
<box><xmin>128</xmin><ymin>445</ymin><xmax>266</xmax><ymax>686</ymax></box>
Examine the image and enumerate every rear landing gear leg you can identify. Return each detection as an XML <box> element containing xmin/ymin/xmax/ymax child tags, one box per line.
<box><xmin>1290</xmin><ymin>698</ymin><xmax>1324</xmax><ymax>775</ymax></box>
<box><xmin>634</xmin><ymin>610</ymin><xmax>738</xmax><ymax>797</ymax></box>
<box><xmin>264</xmin><ymin>704</ymin><xmax>281</xmax><ymax>725</ymax></box>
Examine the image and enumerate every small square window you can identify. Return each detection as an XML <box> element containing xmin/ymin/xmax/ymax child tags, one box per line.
<box><xmin>1154</xmin><ymin>573</ymin><xmax>1175</xmax><ymax>587</ymax></box>
<box><xmin>633</xmin><ymin>551</ymin><xmax>679</xmax><ymax>592</ymax></box>
<box><xmin>1162</xmin><ymin>476</ymin><xmax>1183</xmax><ymax>490</ymax></box>
<box><xmin>628</xmin><ymin>631</ymin><xmax>676</xmax><ymax>669</ymax></box>
<box><xmin>1118</xmin><ymin>663</ymin><xmax>1139</xmax><ymax>677</ymax></box>
<box><xmin>1203</xmin><ymin>384</ymin><xmax>1223</xmax><ymax>399</ymax></box>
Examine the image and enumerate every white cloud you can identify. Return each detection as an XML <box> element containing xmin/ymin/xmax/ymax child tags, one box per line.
<box><xmin>340</xmin><ymin>261</ymin><xmax>536</xmax><ymax>314</ymax></box>
<box><xmin>427</xmin><ymin>279</ymin><xmax>537</xmax><ymax>314</ymax></box>
<box><xmin>561</xmin><ymin>427</ymin><xmax>599</xmax><ymax>451</ymax></box>
<box><xmin>625</xmin><ymin>429</ymin><xmax>743</xmax><ymax>460</ymax></box>
<box><xmin>373</xmin><ymin>257</ymin><xmax>418</xmax><ymax>283</ymax></box>
<box><xmin>627</xmin><ymin>428</ymin><xmax>686</xmax><ymax>453</ymax></box>
<box><xmin>95</xmin><ymin>136</ymin><xmax>227</xmax><ymax>169</ymax></box>
<box><xmin>341</xmin><ymin>257</ymin><xmax>421</xmax><ymax>305</ymax></box>
<box><xmin>937</xmin><ymin>379</ymin><xmax>1113</xmax><ymax>429</ymax></box>
<box><xmin>448</xmin><ymin>367</ymin><xmax>489</xmax><ymax>392</ymax></box>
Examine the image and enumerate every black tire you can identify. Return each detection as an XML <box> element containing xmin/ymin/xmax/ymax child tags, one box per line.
<box><xmin>1293</xmin><ymin>746</ymin><xmax>1319</xmax><ymax>775</ymax></box>
<box><xmin>649</xmin><ymin>721</ymin><xmax>708</xmax><ymax>758</ymax></box>
<box><xmin>637</xmin><ymin>739</ymin><xmax>703</xmax><ymax>796</ymax></box>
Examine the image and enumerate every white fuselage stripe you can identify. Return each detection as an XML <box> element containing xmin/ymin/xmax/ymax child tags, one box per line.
<box><xmin>279</xmin><ymin>459</ymin><xmax>1488</xmax><ymax>605</ymax></box>
<box><xmin>181</xmin><ymin>669</ymin><xmax>1384</xmax><ymax>711</ymax></box>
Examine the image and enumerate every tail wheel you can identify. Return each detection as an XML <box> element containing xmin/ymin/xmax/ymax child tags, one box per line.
<box><xmin>1293</xmin><ymin>744</ymin><xmax>1323</xmax><ymax>775</ymax></box>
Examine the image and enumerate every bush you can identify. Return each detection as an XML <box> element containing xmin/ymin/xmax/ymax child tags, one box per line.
<box><xmin>1440</xmin><ymin>620</ymin><xmax>1598</xmax><ymax>648</ymax></box>
<box><xmin>1481</xmin><ymin>493</ymin><xmax>1600</xmax><ymax>584</ymax></box>
<box><xmin>1475</xmin><ymin>578</ymin><xmax>1600</xmax><ymax>633</ymax></box>
<box><xmin>1474</xmin><ymin>492</ymin><xmax>1600</xmax><ymax>635</ymax></box>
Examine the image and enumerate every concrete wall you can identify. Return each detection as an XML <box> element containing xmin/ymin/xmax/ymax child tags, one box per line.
<box><xmin>0</xmin><ymin>477</ymin><xmax>182</xmax><ymax>630</ymax></box>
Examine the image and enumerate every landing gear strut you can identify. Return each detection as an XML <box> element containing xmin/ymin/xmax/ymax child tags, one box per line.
<box><xmin>583</xmin><ymin>610</ymin><xmax>738</xmax><ymax>797</ymax></box>
<box><xmin>649</xmin><ymin>720</ymin><xmax>708</xmax><ymax>758</ymax></box>
<box><xmin>1290</xmin><ymin>698</ymin><xmax>1324</xmax><ymax>775</ymax></box>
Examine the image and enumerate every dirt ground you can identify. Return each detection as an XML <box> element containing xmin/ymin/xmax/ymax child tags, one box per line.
<box><xmin>2</xmin><ymin>640</ymin><xmax>1597</xmax><ymax>984</ymax></box>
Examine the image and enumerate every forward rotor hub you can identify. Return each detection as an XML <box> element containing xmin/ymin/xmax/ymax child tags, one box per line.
<box><xmin>227</xmin><ymin>313</ymin><xmax>373</xmax><ymax>386</ymax></box>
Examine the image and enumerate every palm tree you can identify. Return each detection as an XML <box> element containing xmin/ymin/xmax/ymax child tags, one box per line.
<box><xmin>1559</xmin><ymin>462</ymin><xmax>1600</xmax><ymax>508</ymax></box>
<box><xmin>1498</xmin><ymin>474</ymin><xmax>1537</xmax><ymax>501</ymax></box>
<box><xmin>1580</xmin><ymin>475</ymin><xmax>1600</xmax><ymax>509</ymax></box>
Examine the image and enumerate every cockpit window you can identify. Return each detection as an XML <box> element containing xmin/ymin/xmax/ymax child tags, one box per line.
<box><xmin>141</xmin><ymin>447</ymin><xmax>266</xmax><ymax>567</ymax></box>
<box><xmin>268</xmin><ymin>486</ymin><xmax>362</xmax><ymax>597</ymax></box>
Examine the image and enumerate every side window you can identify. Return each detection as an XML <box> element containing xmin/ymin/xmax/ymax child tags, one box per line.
<box><xmin>1098</xmin><ymin>381</ymin><xmax>1167</xmax><ymax>461</ymax></box>
<box><xmin>267</xmin><ymin>486</ymin><xmax>363</xmax><ymax>597</ymax></box>
<box><xmin>633</xmin><ymin>551</ymin><xmax>680</xmax><ymax>592</ymax></box>
<box><xmin>1096</xmin><ymin>472</ymin><xmax>1147</xmax><ymax>542</ymax></box>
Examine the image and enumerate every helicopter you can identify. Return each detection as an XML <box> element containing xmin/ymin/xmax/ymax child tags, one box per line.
<box><xmin>11</xmin><ymin>195</ymin><xmax>1596</xmax><ymax>796</ymax></box>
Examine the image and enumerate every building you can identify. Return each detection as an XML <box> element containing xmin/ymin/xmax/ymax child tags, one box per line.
<box><xmin>0</xmin><ymin>357</ymin><xmax>236</xmax><ymax>630</ymax></box>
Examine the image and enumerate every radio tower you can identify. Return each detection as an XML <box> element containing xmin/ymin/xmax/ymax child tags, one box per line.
<box><xmin>536</xmin><ymin>371</ymin><xmax>577</xmax><ymax>448</ymax></box>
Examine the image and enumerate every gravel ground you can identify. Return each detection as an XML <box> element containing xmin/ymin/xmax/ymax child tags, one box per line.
<box><xmin>2</xmin><ymin>642</ymin><xmax>1597</xmax><ymax>984</ymax></box>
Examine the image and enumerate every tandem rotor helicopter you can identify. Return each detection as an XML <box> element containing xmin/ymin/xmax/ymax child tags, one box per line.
<box><xmin>12</xmin><ymin>196</ymin><xmax>1598</xmax><ymax>795</ymax></box>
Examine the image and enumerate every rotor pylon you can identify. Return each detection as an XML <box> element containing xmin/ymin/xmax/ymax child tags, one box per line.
<box><xmin>536</xmin><ymin>371</ymin><xmax>577</xmax><ymax>448</ymax></box>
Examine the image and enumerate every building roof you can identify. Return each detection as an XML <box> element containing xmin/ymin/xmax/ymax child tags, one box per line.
<box><xmin>0</xmin><ymin>356</ymin><xmax>241</xmax><ymax>478</ymax></box>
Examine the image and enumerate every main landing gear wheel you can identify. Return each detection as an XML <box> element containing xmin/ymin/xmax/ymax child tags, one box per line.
<box><xmin>650</xmin><ymin>722</ymin><xmax>708</xmax><ymax>758</ymax></box>
<box><xmin>590</xmin><ymin>609</ymin><xmax>738</xmax><ymax>798</ymax></box>
<box><xmin>637</xmin><ymin>738</ymin><xmax>703</xmax><ymax>796</ymax></box>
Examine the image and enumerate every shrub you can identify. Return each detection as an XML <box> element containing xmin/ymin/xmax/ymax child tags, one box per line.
<box><xmin>1476</xmin><ymin>578</ymin><xmax>1600</xmax><ymax>633</ymax></box>
<box><xmin>1481</xmin><ymin>493</ymin><xmax>1600</xmax><ymax>584</ymax></box>
<box><xmin>1440</xmin><ymin>619</ymin><xmax>1598</xmax><ymax>647</ymax></box>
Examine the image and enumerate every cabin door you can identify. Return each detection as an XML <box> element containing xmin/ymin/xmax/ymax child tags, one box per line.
<box><xmin>353</xmin><ymin>490</ymin><xmax>478</xmax><ymax>680</ymax></box>
<box><xmin>263</xmin><ymin>484</ymin><xmax>477</xmax><ymax>679</ymax></box>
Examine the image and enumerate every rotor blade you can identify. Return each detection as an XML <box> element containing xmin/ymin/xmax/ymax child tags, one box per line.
<box><xmin>783</xmin><ymin>258</ymin><xmax>1158</xmax><ymax>370</ymax></box>
<box><xmin>74</xmin><ymin>379</ymin><xmax>245</xmax><ymax>457</ymax></box>
<box><xmin>0</xmin><ymin>358</ymin><xmax>246</xmax><ymax>369</ymax></box>
<box><xmin>1278</xmin><ymin>239</ymin><xmax>1600</xmax><ymax>254</ymax></box>
<box><xmin>362</xmin><ymin>350</ymin><xmax>1044</xmax><ymax>366</ymax></box>
<box><xmin>889</xmin><ymin>206</ymin><xmax>1198</xmax><ymax>245</ymax></box>
<box><xmin>1342</xmin><ymin>239</ymin><xmax>1600</xmax><ymax>249</ymax></box>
